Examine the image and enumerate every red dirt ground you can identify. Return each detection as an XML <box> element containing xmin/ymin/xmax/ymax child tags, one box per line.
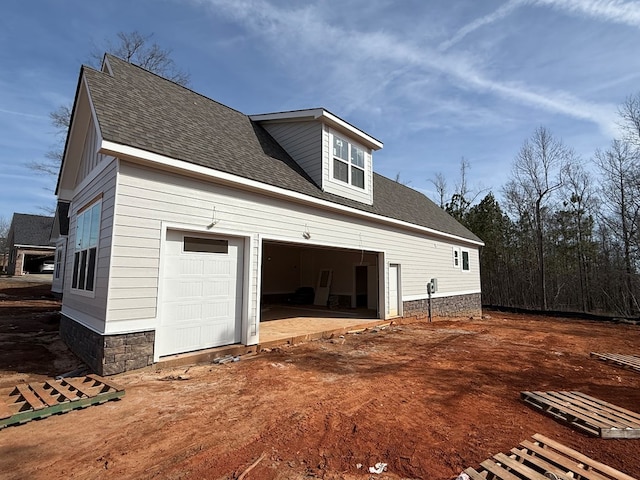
<box><xmin>0</xmin><ymin>278</ymin><xmax>639</xmax><ymax>479</ymax></box>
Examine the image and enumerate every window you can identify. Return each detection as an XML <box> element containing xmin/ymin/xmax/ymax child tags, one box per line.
<box><xmin>453</xmin><ymin>248</ymin><xmax>460</xmax><ymax>268</ymax></box>
<box><xmin>462</xmin><ymin>250</ymin><xmax>470</xmax><ymax>271</ymax></box>
<box><xmin>72</xmin><ymin>200</ymin><xmax>101</xmax><ymax>292</ymax></box>
<box><xmin>332</xmin><ymin>135</ymin><xmax>366</xmax><ymax>189</ymax></box>
<box><xmin>54</xmin><ymin>246</ymin><xmax>63</xmax><ymax>279</ymax></box>
<box><xmin>184</xmin><ymin>237</ymin><xmax>228</xmax><ymax>254</ymax></box>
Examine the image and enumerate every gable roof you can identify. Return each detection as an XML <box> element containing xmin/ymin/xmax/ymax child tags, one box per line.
<box><xmin>77</xmin><ymin>54</ymin><xmax>481</xmax><ymax>244</ymax></box>
<box><xmin>9</xmin><ymin>214</ymin><xmax>55</xmax><ymax>247</ymax></box>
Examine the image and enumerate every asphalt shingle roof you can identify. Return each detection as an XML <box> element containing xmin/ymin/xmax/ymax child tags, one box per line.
<box><xmin>81</xmin><ymin>54</ymin><xmax>481</xmax><ymax>244</ymax></box>
<box><xmin>9</xmin><ymin>214</ymin><xmax>54</xmax><ymax>247</ymax></box>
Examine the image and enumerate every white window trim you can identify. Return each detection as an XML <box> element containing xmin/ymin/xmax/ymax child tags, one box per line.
<box><xmin>329</xmin><ymin>132</ymin><xmax>370</xmax><ymax>192</ymax></box>
<box><xmin>453</xmin><ymin>247</ymin><xmax>460</xmax><ymax>268</ymax></box>
<box><xmin>461</xmin><ymin>249</ymin><xmax>470</xmax><ymax>272</ymax></box>
<box><xmin>70</xmin><ymin>197</ymin><xmax>102</xmax><ymax>298</ymax></box>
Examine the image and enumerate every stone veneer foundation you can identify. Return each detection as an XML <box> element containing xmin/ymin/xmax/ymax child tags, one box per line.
<box><xmin>403</xmin><ymin>292</ymin><xmax>482</xmax><ymax>318</ymax></box>
<box><xmin>60</xmin><ymin>315</ymin><xmax>154</xmax><ymax>375</ymax></box>
<box><xmin>60</xmin><ymin>293</ymin><xmax>480</xmax><ymax>375</ymax></box>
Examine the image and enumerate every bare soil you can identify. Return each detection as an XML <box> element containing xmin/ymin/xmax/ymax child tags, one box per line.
<box><xmin>0</xmin><ymin>278</ymin><xmax>638</xmax><ymax>479</ymax></box>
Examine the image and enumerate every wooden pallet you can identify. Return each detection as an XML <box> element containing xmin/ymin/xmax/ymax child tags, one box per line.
<box><xmin>591</xmin><ymin>352</ymin><xmax>640</xmax><ymax>374</ymax></box>
<box><xmin>0</xmin><ymin>375</ymin><xmax>124</xmax><ymax>429</ymax></box>
<box><xmin>464</xmin><ymin>433</ymin><xmax>637</xmax><ymax>480</ymax></box>
<box><xmin>521</xmin><ymin>391</ymin><xmax>640</xmax><ymax>439</ymax></box>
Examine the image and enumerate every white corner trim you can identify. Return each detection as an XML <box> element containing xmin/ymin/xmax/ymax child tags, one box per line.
<box><xmin>100</xmin><ymin>140</ymin><xmax>484</xmax><ymax>247</ymax></box>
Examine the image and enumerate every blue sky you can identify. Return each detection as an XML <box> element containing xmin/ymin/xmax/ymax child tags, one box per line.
<box><xmin>2</xmin><ymin>0</ymin><xmax>640</xmax><ymax>223</ymax></box>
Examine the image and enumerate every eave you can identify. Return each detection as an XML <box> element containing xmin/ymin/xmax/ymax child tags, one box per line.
<box><xmin>249</xmin><ymin>108</ymin><xmax>383</xmax><ymax>151</ymax></box>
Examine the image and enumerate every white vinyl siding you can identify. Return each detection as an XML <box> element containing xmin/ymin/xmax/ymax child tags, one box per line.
<box><xmin>61</xmin><ymin>159</ymin><xmax>117</xmax><ymax>333</ymax></box>
<box><xmin>109</xmin><ymin>161</ymin><xmax>480</xmax><ymax>335</ymax></box>
<box><xmin>260</xmin><ymin>122</ymin><xmax>323</xmax><ymax>187</ymax></box>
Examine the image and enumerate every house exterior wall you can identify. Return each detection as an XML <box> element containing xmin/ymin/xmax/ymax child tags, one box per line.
<box><xmin>61</xmin><ymin>159</ymin><xmax>117</xmax><ymax>333</ymax></box>
<box><xmin>260</xmin><ymin>122</ymin><xmax>323</xmax><ymax>187</ymax></box>
<box><xmin>61</xmin><ymin>158</ymin><xmax>481</xmax><ymax>375</ymax></box>
<box><xmin>108</xmin><ymin>161</ymin><xmax>480</xmax><ymax>337</ymax></box>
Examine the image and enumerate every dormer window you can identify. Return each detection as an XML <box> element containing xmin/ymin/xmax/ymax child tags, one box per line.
<box><xmin>333</xmin><ymin>136</ymin><xmax>365</xmax><ymax>189</ymax></box>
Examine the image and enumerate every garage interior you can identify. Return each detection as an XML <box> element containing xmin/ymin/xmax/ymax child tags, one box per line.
<box><xmin>259</xmin><ymin>241</ymin><xmax>381</xmax><ymax>342</ymax></box>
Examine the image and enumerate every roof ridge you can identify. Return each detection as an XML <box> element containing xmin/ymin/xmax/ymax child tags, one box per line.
<box><xmin>103</xmin><ymin>53</ymin><xmax>248</xmax><ymax>118</ymax></box>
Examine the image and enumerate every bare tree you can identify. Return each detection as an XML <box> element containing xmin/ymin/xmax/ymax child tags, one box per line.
<box><xmin>88</xmin><ymin>31</ymin><xmax>190</xmax><ymax>86</ymax></box>
<box><xmin>394</xmin><ymin>172</ymin><xmax>412</xmax><ymax>186</ymax></box>
<box><xmin>30</xmin><ymin>31</ymin><xmax>190</xmax><ymax>181</ymax></box>
<box><xmin>559</xmin><ymin>160</ymin><xmax>596</xmax><ymax>311</ymax></box>
<box><xmin>0</xmin><ymin>215</ymin><xmax>9</xmax><ymax>273</ymax></box>
<box><xmin>594</xmin><ymin>139</ymin><xmax>640</xmax><ymax>314</ymax></box>
<box><xmin>503</xmin><ymin>127</ymin><xmax>570</xmax><ymax>310</ymax></box>
<box><xmin>429</xmin><ymin>172</ymin><xmax>448</xmax><ymax>208</ymax></box>
<box><xmin>445</xmin><ymin>157</ymin><xmax>488</xmax><ymax>220</ymax></box>
<box><xmin>618</xmin><ymin>93</ymin><xmax>640</xmax><ymax>149</ymax></box>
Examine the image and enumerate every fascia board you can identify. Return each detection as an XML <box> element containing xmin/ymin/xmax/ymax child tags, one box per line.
<box><xmin>250</xmin><ymin>109</ymin><xmax>383</xmax><ymax>151</ymax></box>
<box><xmin>100</xmin><ymin>140</ymin><xmax>484</xmax><ymax>247</ymax></box>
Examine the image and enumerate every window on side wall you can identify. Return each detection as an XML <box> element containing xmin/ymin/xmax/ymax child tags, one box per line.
<box><xmin>71</xmin><ymin>199</ymin><xmax>101</xmax><ymax>292</ymax></box>
<box><xmin>462</xmin><ymin>250</ymin><xmax>470</xmax><ymax>271</ymax></box>
<box><xmin>54</xmin><ymin>246</ymin><xmax>63</xmax><ymax>279</ymax></box>
<box><xmin>453</xmin><ymin>248</ymin><xmax>460</xmax><ymax>268</ymax></box>
<box><xmin>332</xmin><ymin>135</ymin><xmax>366</xmax><ymax>189</ymax></box>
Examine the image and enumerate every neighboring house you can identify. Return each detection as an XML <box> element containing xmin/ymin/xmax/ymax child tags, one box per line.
<box><xmin>50</xmin><ymin>201</ymin><xmax>70</xmax><ymax>296</ymax></box>
<box><xmin>6</xmin><ymin>213</ymin><xmax>55</xmax><ymax>275</ymax></box>
<box><xmin>53</xmin><ymin>54</ymin><xmax>483</xmax><ymax>375</ymax></box>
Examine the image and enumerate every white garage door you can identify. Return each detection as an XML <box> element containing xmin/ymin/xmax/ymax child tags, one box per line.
<box><xmin>157</xmin><ymin>230</ymin><xmax>244</xmax><ymax>357</ymax></box>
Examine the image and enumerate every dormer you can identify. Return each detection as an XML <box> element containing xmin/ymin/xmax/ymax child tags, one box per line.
<box><xmin>250</xmin><ymin>109</ymin><xmax>383</xmax><ymax>205</ymax></box>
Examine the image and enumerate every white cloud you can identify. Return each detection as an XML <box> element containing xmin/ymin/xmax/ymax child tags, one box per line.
<box><xmin>192</xmin><ymin>0</ymin><xmax>619</xmax><ymax>136</ymax></box>
<box><xmin>440</xmin><ymin>0</ymin><xmax>640</xmax><ymax>51</ymax></box>
<box><xmin>536</xmin><ymin>0</ymin><xmax>640</xmax><ymax>28</ymax></box>
<box><xmin>438</xmin><ymin>0</ymin><xmax>524</xmax><ymax>51</ymax></box>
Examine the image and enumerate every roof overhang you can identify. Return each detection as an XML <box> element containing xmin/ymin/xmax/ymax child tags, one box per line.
<box><xmin>100</xmin><ymin>140</ymin><xmax>483</xmax><ymax>247</ymax></box>
<box><xmin>249</xmin><ymin>108</ymin><xmax>383</xmax><ymax>151</ymax></box>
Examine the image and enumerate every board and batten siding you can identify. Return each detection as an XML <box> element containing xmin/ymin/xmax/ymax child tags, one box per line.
<box><xmin>61</xmin><ymin>158</ymin><xmax>118</xmax><ymax>333</ymax></box>
<box><xmin>76</xmin><ymin>115</ymin><xmax>108</xmax><ymax>186</ymax></box>
<box><xmin>321</xmin><ymin>126</ymin><xmax>374</xmax><ymax>205</ymax></box>
<box><xmin>260</xmin><ymin>121</ymin><xmax>323</xmax><ymax>188</ymax></box>
<box><xmin>109</xmin><ymin>161</ymin><xmax>480</xmax><ymax>337</ymax></box>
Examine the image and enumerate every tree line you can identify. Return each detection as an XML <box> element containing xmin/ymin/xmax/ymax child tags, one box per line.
<box><xmin>438</xmin><ymin>96</ymin><xmax>640</xmax><ymax>317</ymax></box>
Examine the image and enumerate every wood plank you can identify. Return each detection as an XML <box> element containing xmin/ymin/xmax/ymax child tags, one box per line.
<box><xmin>0</xmin><ymin>388</ymin><xmax>124</xmax><ymax>430</ymax></box>
<box><xmin>45</xmin><ymin>380</ymin><xmax>81</xmax><ymax>402</ymax></box>
<box><xmin>521</xmin><ymin>391</ymin><xmax>603</xmax><ymax>436</ymax></box>
<box><xmin>521</xmin><ymin>391</ymin><xmax>640</xmax><ymax>438</ymax></box>
<box><xmin>87</xmin><ymin>374</ymin><xmax>124</xmax><ymax>392</ymax></box>
<box><xmin>493</xmin><ymin>452</ymin><xmax>549</xmax><ymax>480</ymax></box>
<box><xmin>568</xmin><ymin>391</ymin><xmax>640</xmax><ymax>424</ymax></box>
<box><xmin>479</xmin><ymin>459</ymin><xmax>521</xmax><ymax>480</ymax></box>
<box><xmin>14</xmin><ymin>384</ymin><xmax>46</xmax><ymax>411</ymax></box>
<box><xmin>63</xmin><ymin>377</ymin><xmax>102</xmax><ymax>397</ymax></box>
<box><xmin>509</xmin><ymin>447</ymin><xmax>575</xmax><ymax>480</ymax></box>
<box><xmin>29</xmin><ymin>383</ymin><xmax>62</xmax><ymax>407</ymax></box>
<box><xmin>532</xmin><ymin>434</ymin><xmax>637</xmax><ymax>480</ymax></box>
<box><xmin>518</xmin><ymin>440</ymin><xmax>611</xmax><ymax>480</ymax></box>
<box><xmin>533</xmin><ymin>391</ymin><xmax>616</xmax><ymax>428</ymax></box>
<box><xmin>463</xmin><ymin>467</ymin><xmax>488</xmax><ymax>480</ymax></box>
<box><xmin>543</xmin><ymin>392</ymin><xmax>633</xmax><ymax>430</ymax></box>
<box><xmin>591</xmin><ymin>352</ymin><xmax>640</xmax><ymax>372</ymax></box>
